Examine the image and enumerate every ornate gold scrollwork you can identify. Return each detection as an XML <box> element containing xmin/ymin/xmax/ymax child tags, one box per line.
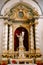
<box><xmin>5</xmin><ymin>3</ymin><xmax>39</xmax><ymax>22</ymax></box>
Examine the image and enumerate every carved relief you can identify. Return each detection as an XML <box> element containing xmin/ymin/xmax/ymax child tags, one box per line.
<box><xmin>5</xmin><ymin>3</ymin><xmax>39</xmax><ymax>21</ymax></box>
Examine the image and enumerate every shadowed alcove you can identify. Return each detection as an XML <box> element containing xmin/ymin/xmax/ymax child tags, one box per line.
<box><xmin>14</xmin><ymin>27</ymin><xmax>29</xmax><ymax>51</ymax></box>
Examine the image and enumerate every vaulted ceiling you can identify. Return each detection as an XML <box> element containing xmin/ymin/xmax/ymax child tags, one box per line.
<box><xmin>0</xmin><ymin>0</ymin><xmax>43</xmax><ymax>14</ymax></box>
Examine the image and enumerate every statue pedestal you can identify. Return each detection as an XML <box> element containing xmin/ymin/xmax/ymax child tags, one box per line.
<box><xmin>18</xmin><ymin>46</ymin><xmax>25</xmax><ymax>59</ymax></box>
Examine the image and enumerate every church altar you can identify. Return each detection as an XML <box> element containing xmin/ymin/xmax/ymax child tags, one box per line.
<box><xmin>0</xmin><ymin>0</ymin><xmax>42</xmax><ymax>64</ymax></box>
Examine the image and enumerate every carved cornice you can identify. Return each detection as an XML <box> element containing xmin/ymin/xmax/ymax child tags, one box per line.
<box><xmin>4</xmin><ymin>2</ymin><xmax>39</xmax><ymax>22</ymax></box>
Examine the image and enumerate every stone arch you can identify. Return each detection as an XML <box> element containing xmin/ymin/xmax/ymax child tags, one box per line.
<box><xmin>1</xmin><ymin>0</ymin><xmax>42</xmax><ymax>15</ymax></box>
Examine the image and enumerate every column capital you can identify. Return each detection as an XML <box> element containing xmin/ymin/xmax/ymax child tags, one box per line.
<box><xmin>4</xmin><ymin>20</ymin><xmax>13</xmax><ymax>25</ymax></box>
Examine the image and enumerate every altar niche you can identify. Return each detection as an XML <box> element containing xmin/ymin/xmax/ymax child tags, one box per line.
<box><xmin>14</xmin><ymin>27</ymin><xmax>29</xmax><ymax>51</ymax></box>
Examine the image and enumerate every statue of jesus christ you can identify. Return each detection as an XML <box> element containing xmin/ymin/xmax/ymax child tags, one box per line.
<box><xmin>16</xmin><ymin>32</ymin><xmax>24</xmax><ymax>46</ymax></box>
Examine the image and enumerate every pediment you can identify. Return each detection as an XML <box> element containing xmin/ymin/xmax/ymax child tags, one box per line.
<box><xmin>5</xmin><ymin>2</ymin><xmax>39</xmax><ymax>21</ymax></box>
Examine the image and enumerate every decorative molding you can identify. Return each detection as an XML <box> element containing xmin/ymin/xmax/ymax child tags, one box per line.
<box><xmin>33</xmin><ymin>0</ymin><xmax>43</xmax><ymax>14</ymax></box>
<box><xmin>4</xmin><ymin>3</ymin><xmax>39</xmax><ymax>22</ymax></box>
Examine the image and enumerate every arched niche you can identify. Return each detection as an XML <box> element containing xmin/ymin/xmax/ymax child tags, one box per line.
<box><xmin>14</xmin><ymin>27</ymin><xmax>29</xmax><ymax>51</ymax></box>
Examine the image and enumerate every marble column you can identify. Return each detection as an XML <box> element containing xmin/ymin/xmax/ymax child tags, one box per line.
<box><xmin>29</xmin><ymin>27</ymin><xmax>31</xmax><ymax>52</ymax></box>
<box><xmin>35</xmin><ymin>25</ymin><xmax>40</xmax><ymax>53</ymax></box>
<box><xmin>9</xmin><ymin>25</ymin><xmax>13</xmax><ymax>50</ymax></box>
<box><xmin>4</xmin><ymin>23</ymin><xmax>8</xmax><ymax>51</ymax></box>
<box><xmin>34</xmin><ymin>20</ymin><xmax>40</xmax><ymax>53</ymax></box>
<box><xmin>30</xmin><ymin>26</ymin><xmax>34</xmax><ymax>51</ymax></box>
